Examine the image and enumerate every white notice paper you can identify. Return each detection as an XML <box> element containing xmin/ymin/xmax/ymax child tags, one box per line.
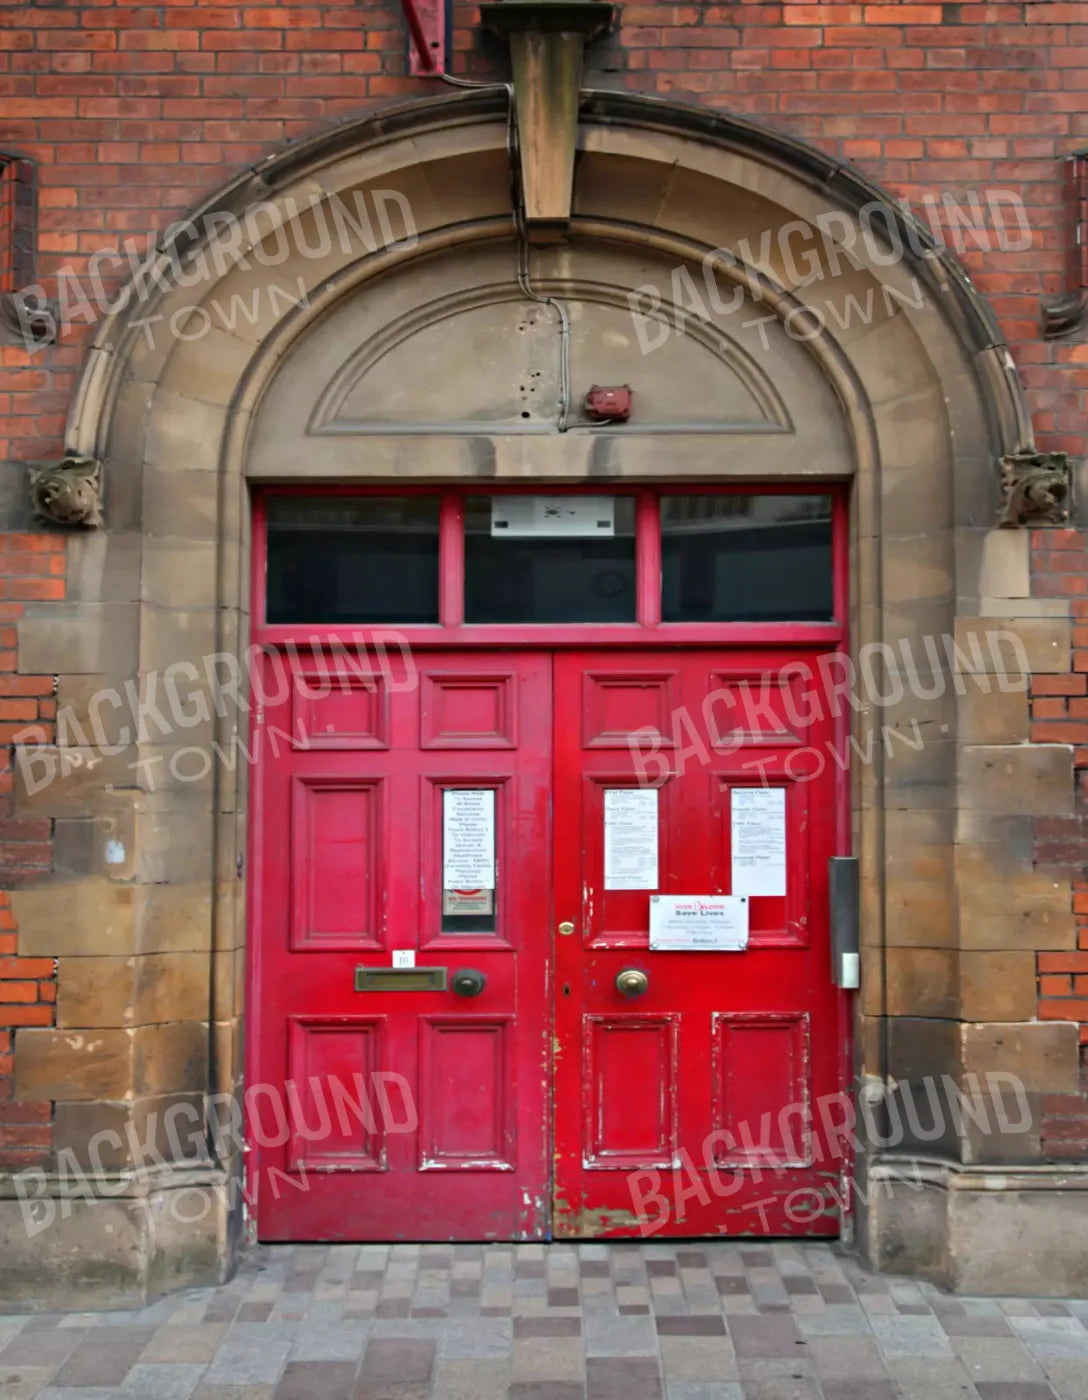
<box><xmin>443</xmin><ymin>789</ymin><xmax>495</xmax><ymax>890</ymax></box>
<box><xmin>731</xmin><ymin>787</ymin><xmax>787</xmax><ymax>898</ymax></box>
<box><xmin>604</xmin><ymin>788</ymin><xmax>658</xmax><ymax>890</ymax></box>
<box><xmin>649</xmin><ymin>895</ymin><xmax>749</xmax><ymax>951</ymax></box>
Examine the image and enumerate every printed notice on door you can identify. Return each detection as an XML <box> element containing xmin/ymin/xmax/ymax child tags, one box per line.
<box><xmin>604</xmin><ymin>788</ymin><xmax>658</xmax><ymax>890</ymax></box>
<box><xmin>649</xmin><ymin>895</ymin><xmax>749</xmax><ymax>951</ymax></box>
<box><xmin>443</xmin><ymin>789</ymin><xmax>495</xmax><ymax>890</ymax></box>
<box><xmin>731</xmin><ymin>787</ymin><xmax>787</xmax><ymax>898</ymax></box>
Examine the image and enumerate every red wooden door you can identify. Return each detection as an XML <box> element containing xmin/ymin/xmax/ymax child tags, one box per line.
<box><xmin>552</xmin><ymin>650</ymin><xmax>845</xmax><ymax>1237</ymax></box>
<box><xmin>249</xmin><ymin>648</ymin><xmax>552</xmax><ymax>1240</ymax></box>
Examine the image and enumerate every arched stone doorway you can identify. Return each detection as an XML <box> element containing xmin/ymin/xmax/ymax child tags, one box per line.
<box><xmin>10</xmin><ymin>90</ymin><xmax>1078</xmax><ymax>1304</ymax></box>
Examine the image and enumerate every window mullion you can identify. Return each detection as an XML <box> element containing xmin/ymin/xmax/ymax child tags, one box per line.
<box><xmin>635</xmin><ymin>491</ymin><xmax>661</xmax><ymax>628</ymax></box>
<box><xmin>438</xmin><ymin>492</ymin><xmax>464</xmax><ymax>627</ymax></box>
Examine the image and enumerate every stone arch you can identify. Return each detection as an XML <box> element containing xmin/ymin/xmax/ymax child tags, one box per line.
<box><xmin>21</xmin><ymin>87</ymin><xmax>1056</xmax><ymax>1298</ymax></box>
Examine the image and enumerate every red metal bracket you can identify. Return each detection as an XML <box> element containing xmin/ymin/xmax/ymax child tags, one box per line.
<box><xmin>401</xmin><ymin>0</ymin><xmax>447</xmax><ymax>75</ymax></box>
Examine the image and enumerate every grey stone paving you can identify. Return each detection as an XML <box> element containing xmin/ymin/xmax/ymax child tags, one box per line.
<box><xmin>1</xmin><ymin>1242</ymin><xmax>1087</xmax><ymax>1399</ymax></box>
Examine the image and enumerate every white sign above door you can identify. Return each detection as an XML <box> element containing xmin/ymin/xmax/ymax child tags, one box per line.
<box><xmin>491</xmin><ymin>496</ymin><xmax>616</xmax><ymax>538</ymax></box>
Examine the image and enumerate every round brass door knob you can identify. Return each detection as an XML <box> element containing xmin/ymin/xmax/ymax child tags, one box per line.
<box><xmin>615</xmin><ymin>967</ymin><xmax>649</xmax><ymax>997</ymax></box>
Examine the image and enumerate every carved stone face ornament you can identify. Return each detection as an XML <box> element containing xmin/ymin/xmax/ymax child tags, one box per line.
<box><xmin>27</xmin><ymin>455</ymin><xmax>103</xmax><ymax>528</ymax></box>
<box><xmin>998</xmin><ymin>449</ymin><xmax>1072</xmax><ymax>530</ymax></box>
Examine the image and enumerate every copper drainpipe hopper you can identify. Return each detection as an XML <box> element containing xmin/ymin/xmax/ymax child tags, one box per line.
<box><xmin>480</xmin><ymin>0</ymin><xmax>615</xmax><ymax>243</ymax></box>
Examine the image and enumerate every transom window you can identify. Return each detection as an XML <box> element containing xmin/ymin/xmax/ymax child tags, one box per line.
<box><xmin>260</xmin><ymin>489</ymin><xmax>839</xmax><ymax>630</ymax></box>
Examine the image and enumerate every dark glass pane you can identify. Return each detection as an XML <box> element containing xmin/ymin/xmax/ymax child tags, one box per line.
<box><xmin>266</xmin><ymin>495</ymin><xmax>440</xmax><ymax>625</ymax></box>
<box><xmin>464</xmin><ymin>496</ymin><xmax>637</xmax><ymax>624</ymax></box>
<box><xmin>661</xmin><ymin>494</ymin><xmax>834</xmax><ymax>622</ymax></box>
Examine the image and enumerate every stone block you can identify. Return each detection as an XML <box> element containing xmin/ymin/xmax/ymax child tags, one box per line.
<box><xmin>52</xmin><ymin>1100</ymin><xmax>133</xmax><ymax>1170</ymax></box>
<box><xmin>960</xmin><ymin>1021</ymin><xmax>1081</xmax><ymax>1092</ymax></box>
<box><xmin>976</xmin><ymin>529</ymin><xmax>1030</xmax><ymax>600</ymax></box>
<box><xmin>141</xmin><ymin>537</ymin><xmax>219</xmax><ymax>609</ymax></box>
<box><xmin>145</xmin><ymin>387</ymin><xmax>228</xmax><ymax>476</ymax></box>
<box><xmin>144</xmin><ymin>1178</ymin><xmax>231</xmax><ymax>1301</ymax></box>
<box><xmin>864</xmin><ymin>1163</ymin><xmax>1088</xmax><ymax>1295</ymax></box>
<box><xmin>17</xmin><ymin>603</ymin><xmax>139</xmax><ymax>676</ymax></box>
<box><xmin>959</xmin><ymin>744</ymin><xmax>1074</xmax><ymax>816</ymax></box>
<box><xmin>56</xmin><ymin>955</ymin><xmax>135</xmax><ymax>1029</ymax></box>
<box><xmin>0</xmin><ymin>1172</ymin><xmax>229</xmax><ymax>1310</ymax></box>
<box><xmin>53</xmin><ymin>1093</ymin><xmax>209</xmax><ymax>1170</ymax></box>
<box><xmin>142</xmin><ymin>465</ymin><xmax>219</xmax><ymax>540</ymax></box>
<box><xmin>884</xmin><ymin>874</ymin><xmax>955</xmax><ymax>948</ymax></box>
<box><xmin>956</xmin><ymin>688</ymin><xmax>1028</xmax><ymax>745</ymax></box>
<box><xmin>958</xmin><ymin>950</ymin><xmax>1036</xmax><ymax>1022</ymax></box>
<box><xmin>882</xmin><ymin>534</ymin><xmax>955</xmax><ymax>605</ymax></box>
<box><xmin>0</xmin><ymin>1194</ymin><xmax>147</xmax><ymax>1310</ymax></box>
<box><xmin>54</xmin><ymin>675</ymin><xmax>134</xmax><ymax>751</ymax></box>
<box><xmin>138</xmin><ymin>606</ymin><xmax>218</xmax><ymax>682</ymax></box>
<box><xmin>134</xmin><ymin>881</ymin><xmax>213</xmax><ymax>955</ymax></box>
<box><xmin>52</xmin><ymin>809</ymin><xmax>138</xmax><ymax>882</ymax></box>
<box><xmin>63</xmin><ymin>531</ymin><xmax>142</xmax><ymax>605</ymax></box>
<box><xmin>13</xmin><ymin>747</ymin><xmax>140</xmax><ymax>818</ymax></box>
<box><xmin>885</xmin><ymin>947</ymin><xmax>957</xmax><ymax>1018</ymax></box>
<box><xmin>15</xmin><ymin>1027</ymin><xmax>132</xmax><ymax>1101</ymax></box>
<box><xmin>887</xmin><ymin>1017</ymin><xmax>961</xmax><ymax>1083</ymax></box>
<box><xmin>133</xmin><ymin>807</ymin><xmax>216</xmax><ymax>883</ymax></box>
<box><xmin>954</xmin><ymin>811</ymin><xmax>1035</xmax><ymax>863</ymax></box>
<box><xmin>949</xmin><ymin>1186</ymin><xmax>1088</xmax><ymax>1295</ymax></box>
<box><xmin>885</xmin><ymin>1018</ymin><xmax>961</xmax><ymax>1156</ymax></box>
<box><xmin>133</xmin><ymin>952</ymin><xmax>209</xmax><ymax>1025</ymax></box>
<box><xmin>959</xmin><ymin>1086</ymin><xmax>1043</xmax><ymax>1166</ymax></box>
<box><xmin>12</xmin><ymin>878</ymin><xmax>137</xmax><ymax>957</ymax></box>
<box><xmin>953</xmin><ymin>617</ymin><xmax>1071</xmax><ymax>676</ymax></box>
<box><xmin>861</xmin><ymin>1164</ymin><xmax>947</xmax><ymax>1286</ymax></box>
<box><xmin>956</xmin><ymin>847</ymin><xmax>1075</xmax><ymax>949</ymax></box>
<box><xmin>133</xmin><ymin>1021</ymin><xmax>208</xmax><ymax>1096</ymax></box>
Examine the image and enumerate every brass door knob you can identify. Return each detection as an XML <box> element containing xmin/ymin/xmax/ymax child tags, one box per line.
<box><xmin>615</xmin><ymin>967</ymin><xmax>649</xmax><ymax>997</ymax></box>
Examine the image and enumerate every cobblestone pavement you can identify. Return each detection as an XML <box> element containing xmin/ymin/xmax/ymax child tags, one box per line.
<box><xmin>2</xmin><ymin>1241</ymin><xmax>1088</xmax><ymax>1400</ymax></box>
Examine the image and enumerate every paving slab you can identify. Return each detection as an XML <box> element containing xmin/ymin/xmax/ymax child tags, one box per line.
<box><xmin>0</xmin><ymin>1242</ymin><xmax>1085</xmax><ymax>1398</ymax></box>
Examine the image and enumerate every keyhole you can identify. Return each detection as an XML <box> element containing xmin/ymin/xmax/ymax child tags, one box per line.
<box><xmin>563</xmin><ymin>984</ymin><xmax>571</xmax><ymax>996</ymax></box>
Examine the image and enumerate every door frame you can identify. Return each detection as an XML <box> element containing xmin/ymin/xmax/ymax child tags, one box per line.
<box><xmin>245</xmin><ymin>482</ymin><xmax>855</xmax><ymax>1238</ymax></box>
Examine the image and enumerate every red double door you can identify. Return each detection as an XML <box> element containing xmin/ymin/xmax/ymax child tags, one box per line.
<box><xmin>249</xmin><ymin>648</ymin><xmax>846</xmax><ymax>1241</ymax></box>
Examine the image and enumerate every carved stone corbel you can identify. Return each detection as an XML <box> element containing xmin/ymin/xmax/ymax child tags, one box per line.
<box><xmin>27</xmin><ymin>454</ymin><xmax>103</xmax><ymax>528</ymax></box>
<box><xmin>481</xmin><ymin>0</ymin><xmax>614</xmax><ymax>241</ymax></box>
<box><xmin>0</xmin><ymin>290</ymin><xmax>59</xmax><ymax>350</ymax></box>
<box><xmin>998</xmin><ymin>450</ymin><xmax>1071</xmax><ymax>529</ymax></box>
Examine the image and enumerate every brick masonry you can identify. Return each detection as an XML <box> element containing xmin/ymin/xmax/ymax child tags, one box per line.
<box><xmin>0</xmin><ymin>535</ymin><xmax>63</xmax><ymax>1170</ymax></box>
<box><xmin>1</xmin><ymin>2</ymin><xmax>1087</xmax><ymax>1180</ymax></box>
<box><xmin>1028</xmin><ymin>530</ymin><xmax>1088</xmax><ymax>1159</ymax></box>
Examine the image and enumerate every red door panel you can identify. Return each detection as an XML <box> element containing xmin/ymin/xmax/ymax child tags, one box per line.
<box><xmin>249</xmin><ymin>650</ymin><xmax>552</xmax><ymax>1241</ymax></box>
<box><xmin>553</xmin><ymin>650</ymin><xmax>845</xmax><ymax>1238</ymax></box>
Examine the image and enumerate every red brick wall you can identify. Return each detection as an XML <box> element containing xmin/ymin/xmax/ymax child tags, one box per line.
<box><xmin>0</xmin><ymin>535</ymin><xmax>64</xmax><ymax>1168</ymax></box>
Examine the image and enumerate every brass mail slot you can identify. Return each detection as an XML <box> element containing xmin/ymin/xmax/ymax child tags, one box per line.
<box><xmin>354</xmin><ymin>966</ymin><xmax>447</xmax><ymax>992</ymax></box>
